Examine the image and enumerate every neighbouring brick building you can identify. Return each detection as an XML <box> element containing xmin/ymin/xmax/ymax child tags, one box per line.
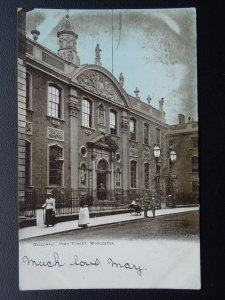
<box><xmin>165</xmin><ymin>114</ymin><xmax>199</xmax><ymax>204</ymax></box>
<box><xmin>18</xmin><ymin>10</ymin><xmax>199</xmax><ymax>225</ymax></box>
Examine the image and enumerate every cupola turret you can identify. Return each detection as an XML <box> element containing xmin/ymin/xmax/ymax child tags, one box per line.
<box><xmin>57</xmin><ymin>12</ymin><xmax>80</xmax><ymax>66</ymax></box>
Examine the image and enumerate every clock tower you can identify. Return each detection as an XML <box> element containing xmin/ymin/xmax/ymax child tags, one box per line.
<box><xmin>57</xmin><ymin>12</ymin><xmax>80</xmax><ymax>66</ymax></box>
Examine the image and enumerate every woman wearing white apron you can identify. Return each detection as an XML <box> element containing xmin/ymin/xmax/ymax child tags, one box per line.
<box><xmin>78</xmin><ymin>195</ymin><xmax>90</xmax><ymax>228</ymax></box>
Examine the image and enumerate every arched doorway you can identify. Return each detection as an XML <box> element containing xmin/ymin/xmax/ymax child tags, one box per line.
<box><xmin>97</xmin><ymin>159</ymin><xmax>109</xmax><ymax>200</ymax></box>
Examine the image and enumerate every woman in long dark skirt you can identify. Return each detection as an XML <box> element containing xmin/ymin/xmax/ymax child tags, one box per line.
<box><xmin>42</xmin><ymin>192</ymin><xmax>56</xmax><ymax>227</ymax></box>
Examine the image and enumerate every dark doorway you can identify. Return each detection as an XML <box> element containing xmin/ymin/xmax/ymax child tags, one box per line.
<box><xmin>97</xmin><ymin>172</ymin><xmax>107</xmax><ymax>200</ymax></box>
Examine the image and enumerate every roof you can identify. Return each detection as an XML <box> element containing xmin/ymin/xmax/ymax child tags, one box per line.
<box><xmin>57</xmin><ymin>15</ymin><xmax>77</xmax><ymax>38</ymax></box>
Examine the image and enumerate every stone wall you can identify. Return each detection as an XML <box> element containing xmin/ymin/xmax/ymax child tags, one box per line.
<box><xmin>18</xmin><ymin>58</ymin><xmax>26</xmax><ymax>215</ymax></box>
<box><xmin>18</xmin><ymin>9</ymin><xmax>26</xmax><ymax>216</ymax></box>
<box><xmin>26</xmin><ymin>66</ymin><xmax>71</xmax><ymax>204</ymax></box>
<box><xmin>166</xmin><ymin>127</ymin><xmax>199</xmax><ymax>204</ymax></box>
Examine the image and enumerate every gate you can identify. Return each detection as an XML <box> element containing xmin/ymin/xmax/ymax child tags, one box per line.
<box><xmin>24</xmin><ymin>187</ymin><xmax>36</xmax><ymax>218</ymax></box>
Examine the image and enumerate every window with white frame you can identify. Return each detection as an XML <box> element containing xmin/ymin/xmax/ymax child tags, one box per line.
<box><xmin>98</xmin><ymin>103</ymin><xmax>105</xmax><ymax>125</ymax></box>
<box><xmin>82</xmin><ymin>98</ymin><xmax>92</xmax><ymax>127</ymax></box>
<box><xmin>48</xmin><ymin>84</ymin><xmax>61</xmax><ymax>118</ymax></box>
<box><xmin>110</xmin><ymin>109</ymin><xmax>117</xmax><ymax>135</ymax></box>
<box><xmin>130</xmin><ymin>118</ymin><xmax>136</xmax><ymax>141</ymax></box>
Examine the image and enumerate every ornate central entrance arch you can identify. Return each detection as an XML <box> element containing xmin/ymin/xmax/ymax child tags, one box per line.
<box><xmin>87</xmin><ymin>134</ymin><xmax>119</xmax><ymax>202</ymax></box>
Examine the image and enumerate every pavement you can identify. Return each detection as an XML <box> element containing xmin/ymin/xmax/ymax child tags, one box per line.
<box><xmin>19</xmin><ymin>206</ymin><xmax>199</xmax><ymax>241</ymax></box>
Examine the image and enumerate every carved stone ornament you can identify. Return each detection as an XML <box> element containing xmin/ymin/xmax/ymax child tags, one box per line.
<box><xmin>144</xmin><ymin>145</ymin><xmax>151</xmax><ymax>151</ymax></box>
<box><xmin>74</xmin><ymin>70</ymin><xmax>122</xmax><ymax>103</ymax></box>
<box><xmin>119</xmin><ymin>72</ymin><xmax>124</xmax><ymax>87</ymax></box>
<box><xmin>95</xmin><ymin>44</ymin><xmax>102</xmax><ymax>65</ymax></box>
<box><xmin>82</xmin><ymin>127</ymin><xmax>94</xmax><ymax>136</ymax></box>
<box><xmin>52</xmin><ymin>119</ymin><xmax>60</xmax><ymax>127</ymax></box>
<box><xmin>68</xmin><ymin>101</ymin><xmax>80</xmax><ymax>117</ymax></box>
<box><xmin>120</xmin><ymin>120</ymin><xmax>128</xmax><ymax>133</ymax></box>
<box><xmin>110</xmin><ymin>135</ymin><xmax>120</xmax><ymax>142</ymax></box>
<box><xmin>130</xmin><ymin>141</ymin><xmax>138</xmax><ymax>148</ymax></box>
<box><xmin>81</xmin><ymin>125</ymin><xmax>95</xmax><ymax>136</ymax></box>
<box><xmin>129</xmin><ymin>147</ymin><xmax>138</xmax><ymax>158</ymax></box>
<box><xmin>47</xmin><ymin>127</ymin><xmax>64</xmax><ymax>141</ymax></box>
<box><xmin>143</xmin><ymin>150</ymin><xmax>151</xmax><ymax>160</ymax></box>
<box><xmin>25</xmin><ymin>121</ymin><xmax>32</xmax><ymax>135</ymax></box>
<box><xmin>46</xmin><ymin>116</ymin><xmax>65</xmax><ymax>128</ymax></box>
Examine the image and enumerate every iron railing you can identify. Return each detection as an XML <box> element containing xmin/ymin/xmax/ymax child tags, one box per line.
<box><xmin>22</xmin><ymin>187</ymin><xmax>199</xmax><ymax>220</ymax></box>
<box><xmin>23</xmin><ymin>188</ymin><xmax>165</xmax><ymax>217</ymax></box>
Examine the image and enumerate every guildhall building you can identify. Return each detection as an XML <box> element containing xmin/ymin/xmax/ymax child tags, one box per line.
<box><xmin>18</xmin><ymin>10</ymin><xmax>199</xmax><ymax>225</ymax></box>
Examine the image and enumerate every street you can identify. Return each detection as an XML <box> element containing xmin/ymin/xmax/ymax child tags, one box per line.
<box><xmin>19</xmin><ymin>210</ymin><xmax>200</xmax><ymax>289</ymax></box>
<box><xmin>30</xmin><ymin>210</ymin><xmax>199</xmax><ymax>242</ymax></box>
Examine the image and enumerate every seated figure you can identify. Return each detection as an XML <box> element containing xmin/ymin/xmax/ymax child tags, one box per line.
<box><xmin>128</xmin><ymin>200</ymin><xmax>142</xmax><ymax>215</ymax></box>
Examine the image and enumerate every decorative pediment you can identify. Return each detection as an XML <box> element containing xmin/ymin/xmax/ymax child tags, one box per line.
<box><xmin>87</xmin><ymin>134</ymin><xmax>119</xmax><ymax>152</ymax></box>
<box><xmin>74</xmin><ymin>70</ymin><xmax>123</xmax><ymax>104</ymax></box>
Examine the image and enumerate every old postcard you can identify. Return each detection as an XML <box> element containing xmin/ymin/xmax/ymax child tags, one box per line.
<box><xmin>18</xmin><ymin>8</ymin><xmax>200</xmax><ymax>290</ymax></box>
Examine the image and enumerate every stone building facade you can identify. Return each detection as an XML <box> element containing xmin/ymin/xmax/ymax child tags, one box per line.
<box><xmin>18</xmin><ymin>9</ymin><xmax>27</xmax><ymax>218</ymax></box>
<box><xmin>18</xmin><ymin>10</ymin><xmax>198</xmax><ymax>224</ymax></box>
<box><xmin>165</xmin><ymin>114</ymin><xmax>199</xmax><ymax>204</ymax></box>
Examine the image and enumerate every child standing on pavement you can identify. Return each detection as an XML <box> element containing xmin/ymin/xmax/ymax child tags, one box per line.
<box><xmin>78</xmin><ymin>193</ymin><xmax>90</xmax><ymax>228</ymax></box>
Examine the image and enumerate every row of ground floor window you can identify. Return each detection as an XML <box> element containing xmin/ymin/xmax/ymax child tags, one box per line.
<box><xmin>25</xmin><ymin>143</ymin><xmax>198</xmax><ymax>193</ymax></box>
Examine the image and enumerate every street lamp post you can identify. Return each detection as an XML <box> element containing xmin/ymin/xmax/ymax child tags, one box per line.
<box><xmin>144</xmin><ymin>144</ymin><xmax>161</xmax><ymax>218</ymax></box>
<box><xmin>153</xmin><ymin>145</ymin><xmax>161</xmax><ymax>215</ymax></box>
<box><xmin>153</xmin><ymin>145</ymin><xmax>161</xmax><ymax>194</ymax></box>
<box><xmin>169</xmin><ymin>149</ymin><xmax>177</xmax><ymax>207</ymax></box>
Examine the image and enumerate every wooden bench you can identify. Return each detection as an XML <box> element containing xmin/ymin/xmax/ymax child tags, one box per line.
<box><xmin>128</xmin><ymin>204</ymin><xmax>142</xmax><ymax>215</ymax></box>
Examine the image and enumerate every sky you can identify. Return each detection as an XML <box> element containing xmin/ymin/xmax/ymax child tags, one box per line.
<box><xmin>26</xmin><ymin>8</ymin><xmax>197</xmax><ymax>125</ymax></box>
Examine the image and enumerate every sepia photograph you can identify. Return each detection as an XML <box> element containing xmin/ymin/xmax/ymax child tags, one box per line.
<box><xmin>18</xmin><ymin>8</ymin><xmax>200</xmax><ymax>290</ymax></box>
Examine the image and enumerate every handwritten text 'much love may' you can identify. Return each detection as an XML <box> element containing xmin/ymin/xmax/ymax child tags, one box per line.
<box><xmin>22</xmin><ymin>252</ymin><xmax>145</xmax><ymax>277</ymax></box>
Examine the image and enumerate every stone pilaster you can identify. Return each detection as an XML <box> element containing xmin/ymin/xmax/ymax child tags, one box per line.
<box><xmin>18</xmin><ymin>10</ymin><xmax>27</xmax><ymax>219</ymax></box>
<box><xmin>91</xmin><ymin>151</ymin><xmax>97</xmax><ymax>204</ymax></box>
<box><xmin>110</xmin><ymin>159</ymin><xmax>115</xmax><ymax>191</ymax></box>
<box><xmin>110</xmin><ymin>153</ymin><xmax>115</xmax><ymax>201</ymax></box>
<box><xmin>18</xmin><ymin>58</ymin><xmax>26</xmax><ymax>216</ymax></box>
<box><xmin>120</xmin><ymin>111</ymin><xmax>129</xmax><ymax>202</ymax></box>
<box><xmin>68</xmin><ymin>88</ymin><xmax>80</xmax><ymax>189</ymax></box>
